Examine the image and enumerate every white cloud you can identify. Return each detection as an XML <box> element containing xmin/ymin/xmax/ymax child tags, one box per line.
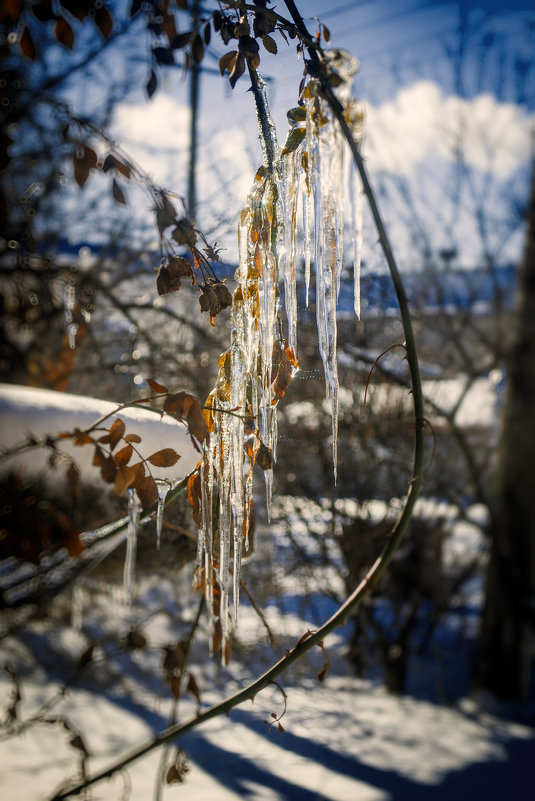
<box><xmin>114</xmin><ymin>93</ymin><xmax>252</xmax><ymax>198</ymax></box>
<box><xmin>366</xmin><ymin>80</ymin><xmax>534</xmax><ymax>179</ymax></box>
<box><xmin>112</xmin><ymin>93</ymin><xmax>254</xmax><ymax>253</ymax></box>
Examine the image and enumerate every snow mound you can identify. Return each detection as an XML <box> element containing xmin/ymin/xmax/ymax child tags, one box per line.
<box><xmin>0</xmin><ymin>384</ymin><xmax>200</xmax><ymax>485</ymax></box>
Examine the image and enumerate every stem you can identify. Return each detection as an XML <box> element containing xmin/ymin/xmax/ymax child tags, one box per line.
<box><xmin>248</xmin><ymin>64</ymin><xmax>278</xmax><ymax>173</ymax></box>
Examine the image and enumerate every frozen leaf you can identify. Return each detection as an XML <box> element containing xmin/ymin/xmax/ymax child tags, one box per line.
<box><xmin>102</xmin><ymin>153</ymin><xmax>132</xmax><ymax>178</ymax></box>
<box><xmin>146</xmin><ymin>378</ymin><xmax>168</xmax><ymax>394</ymax></box>
<box><xmin>114</xmin><ymin>463</ymin><xmax>138</xmax><ymax>496</ymax></box>
<box><xmin>69</xmin><ymin>428</ymin><xmax>94</xmax><ymax>446</ymax></box>
<box><xmin>186</xmin><ymin>672</ymin><xmax>201</xmax><ymax>708</ymax></box>
<box><xmin>99</xmin><ymin>456</ymin><xmax>116</xmax><ymax>484</ymax></box>
<box><xmin>146</xmin><ymin>69</ymin><xmax>158</xmax><ymax>99</ymax></box>
<box><xmin>130</xmin><ymin>461</ymin><xmax>146</xmax><ymax>486</ymax></box>
<box><xmin>282</xmin><ymin>126</ymin><xmax>306</xmax><ymax>155</ymax></box>
<box><xmin>229</xmin><ymin>53</ymin><xmax>245</xmax><ymax>89</ymax></box>
<box><xmin>187</xmin><ymin>471</ymin><xmax>201</xmax><ymax>525</ymax></box>
<box><xmin>73</xmin><ymin>145</ymin><xmax>98</xmax><ymax>188</ymax></box>
<box><xmin>164</xmin><ymin>392</ymin><xmax>208</xmax><ymax>444</ymax></box>
<box><xmin>108</xmin><ymin>418</ymin><xmax>125</xmax><ymax>450</ymax></box>
<box><xmin>254</xmin><ymin>12</ymin><xmax>275</xmax><ymax>37</ymax></box>
<box><xmin>166</xmin><ymin>749</ymin><xmax>190</xmax><ymax>784</ymax></box>
<box><xmin>167</xmin><ymin>254</ymin><xmax>194</xmax><ymax>283</ymax></box>
<box><xmin>238</xmin><ymin>35</ymin><xmax>259</xmax><ymax>59</ymax></box>
<box><xmin>55</xmin><ymin>17</ymin><xmax>74</xmax><ymax>49</ymax></box>
<box><xmin>78</xmin><ymin>644</ymin><xmax>94</xmax><ymax>668</ymax></box>
<box><xmin>256</xmin><ymin>442</ymin><xmax>273</xmax><ymax>471</ymax></box>
<box><xmin>20</xmin><ymin>27</ymin><xmax>36</xmax><ymax>60</ymax></box>
<box><xmin>147</xmin><ymin>448</ymin><xmax>180</xmax><ymax>468</ymax></box>
<box><xmin>92</xmin><ymin>445</ymin><xmax>105</xmax><ymax>467</ymax></box>
<box><xmin>114</xmin><ymin>444</ymin><xmax>133</xmax><ymax>466</ymax></box>
<box><xmin>156</xmin><ymin>264</ymin><xmax>180</xmax><ymax>295</ymax></box>
<box><xmin>172</xmin><ymin>218</ymin><xmax>197</xmax><ymax>247</ymax></box>
<box><xmin>112</xmin><ymin>178</ymin><xmax>127</xmax><ymax>204</ymax></box>
<box><xmin>199</xmin><ymin>281</ymin><xmax>232</xmax><ymax>324</ymax></box>
<box><xmin>153</xmin><ymin>45</ymin><xmax>174</xmax><ymax>65</ymax></box>
<box><xmin>94</xmin><ymin>6</ymin><xmax>113</xmax><ymax>38</ymax></box>
<box><xmin>287</xmin><ymin>106</ymin><xmax>307</xmax><ymax>125</ymax></box>
<box><xmin>171</xmin><ymin>30</ymin><xmax>192</xmax><ymax>49</ymax></box>
<box><xmin>317</xmin><ymin>663</ymin><xmax>329</xmax><ymax>682</ymax></box>
<box><xmin>203</xmin><ymin>20</ymin><xmax>211</xmax><ymax>45</ymax></box>
<box><xmin>154</xmin><ymin>194</ymin><xmax>177</xmax><ymax>233</ymax></box>
<box><xmin>322</xmin><ymin>24</ymin><xmax>331</xmax><ymax>42</ymax></box>
<box><xmin>136</xmin><ymin>475</ymin><xmax>158</xmax><ymax>510</ymax></box>
<box><xmin>272</xmin><ymin>340</ymin><xmax>294</xmax><ymax>398</ymax></box>
<box><xmin>262</xmin><ymin>34</ymin><xmax>277</xmax><ymax>54</ymax></box>
<box><xmin>219</xmin><ymin>50</ymin><xmax>237</xmax><ymax>76</ymax></box>
<box><xmin>124</xmin><ymin>433</ymin><xmax>142</xmax><ymax>443</ymax></box>
<box><xmin>126</xmin><ymin>629</ymin><xmax>147</xmax><ymax>649</ymax></box>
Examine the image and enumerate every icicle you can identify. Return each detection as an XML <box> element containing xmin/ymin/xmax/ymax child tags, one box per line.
<box><xmin>253</xmin><ymin>73</ymin><xmax>279</xmax><ymax>171</ymax></box>
<box><xmin>280</xmin><ymin>150</ymin><xmax>300</xmax><ymax>357</ymax></box>
<box><xmin>63</xmin><ymin>281</ymin><xmax>78</xmax><ymax>350</ymax></box>
<box><xmin>196</xmin><ymin>50</ymin><xmax>366</xmax><ymax>649</ymax></box>
<box><xmin>303</xmin><ymin>187</ymin><xmax>312</xmax><ymax>307</ymax></box>
<box><xmin>123</xmin><ymin>489</ymin><xmax>140</xmax><ymax>606</ymax></box>
<box><xmin>305</xmin><ymin>89</ymin><xmax>341</xmax><ymax>478</ymax></box>
<box><xmin>154</xmin><ymin>479</ymin><xmax>171</xmax><ymax>551</ymax></box>
<box><xmin>351</xmin><ymin>165</ymin><xmax>363</xmax><ymax>318</ymax></box>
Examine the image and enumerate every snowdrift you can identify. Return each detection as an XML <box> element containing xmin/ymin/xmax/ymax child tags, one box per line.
<box><xmin>0</xmin><ymin>384</ymin><xmax>201</xmax><ymax>487</ymax></box>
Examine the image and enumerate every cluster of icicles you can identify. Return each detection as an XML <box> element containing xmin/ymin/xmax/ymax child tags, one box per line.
<box><xmin>197</xmin><ymin>51</ymin><xmax>366</xmax><ymax>652</ymax></box>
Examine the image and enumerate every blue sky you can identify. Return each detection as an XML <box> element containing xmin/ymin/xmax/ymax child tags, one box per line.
<box><xmin>45</xmin><ymin>1</ymin><xmax>533</xmax><ymax>270</ymax></box>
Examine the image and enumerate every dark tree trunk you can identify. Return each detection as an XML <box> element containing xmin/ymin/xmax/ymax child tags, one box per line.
<box><xmin>476</xmin><ymin>171</ymin><xmax>535</xmax><ymax>699</ymax></box>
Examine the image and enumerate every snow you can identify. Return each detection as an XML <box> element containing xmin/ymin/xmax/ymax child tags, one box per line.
<box><xmin>0</xmin><ymin>618</ymin><xmax>533</xmax><ymax>801</ymax></box>
<box><xmin>0</xmin><ymin>384</ymin><xmax>201</xmax><ymax>486</ymax></box>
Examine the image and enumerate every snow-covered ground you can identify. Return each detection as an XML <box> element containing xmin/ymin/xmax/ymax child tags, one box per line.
<box><xmin>1</xmin><ymin>383</ymin><xmax>533</xmax><ymax>800</ymax></box>
<box><xmin>0</xmin><ymin>384</ymin><xmax>200</xmax><ymax>486</ymax></box>
<box><xmin>1</xmin><ymin>588</ymin><xmax>533</xmax><ymax>801</ymax></box>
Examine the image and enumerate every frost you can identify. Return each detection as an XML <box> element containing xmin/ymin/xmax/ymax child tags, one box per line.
<box><xmin>197</xmin><ymin>53</ymin><xmax>365</xmax><ymax>651</ymax></box>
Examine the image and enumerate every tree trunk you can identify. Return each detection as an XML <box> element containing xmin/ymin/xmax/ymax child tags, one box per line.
<box><xmin>476</xmin><ymin>170</ymin><xmax>535</xmax><ymax>699</ymax></box>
